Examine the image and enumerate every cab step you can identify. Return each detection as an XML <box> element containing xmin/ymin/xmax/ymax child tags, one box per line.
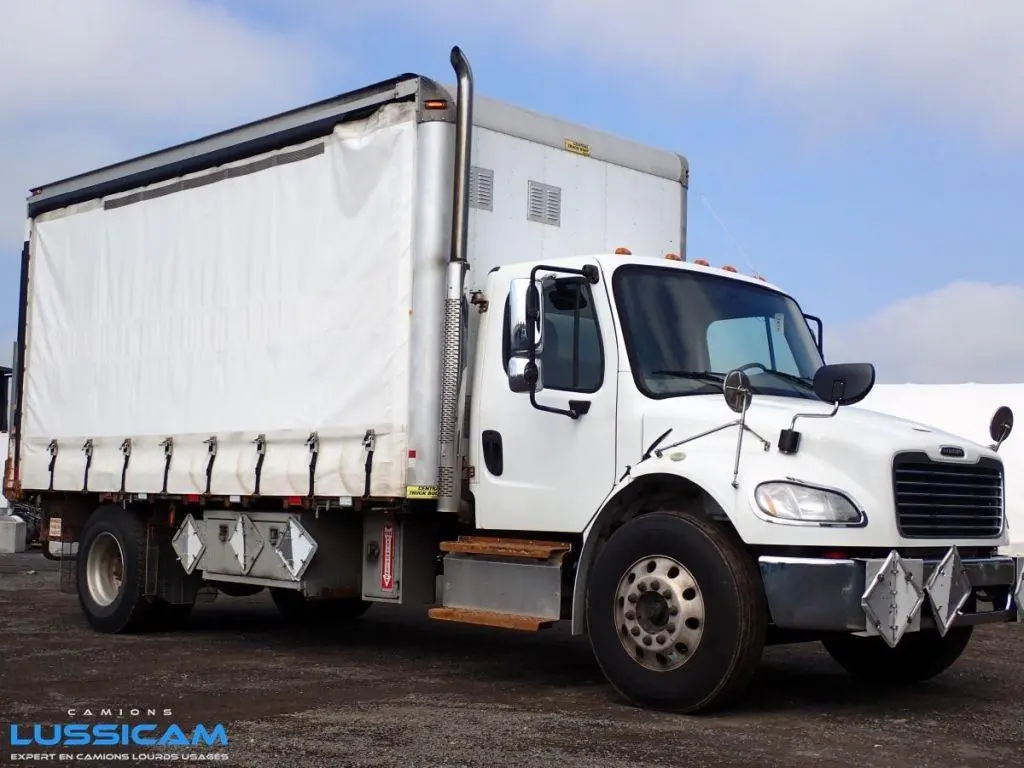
<box><xmin>427</xmin><ymin>606</ymin><xmax>555</xmax><ymax>631</ymax></box>
<box><xmin>434</xmin><ymin>536</ymin><xmax>572</xmax><ymax>625</ymax></box>
<box><xmin>439</xmin><ymin>535</ymin><xmax>571</xmax><ymax>560</ymax></box>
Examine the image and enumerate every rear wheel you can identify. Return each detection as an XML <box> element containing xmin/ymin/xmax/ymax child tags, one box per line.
<box><xmin>586</xmin><ymin>510</ymin><xmax>767</xmax><ymax>713</ymax></box>
<box><xmin>76</xmin><ymin>505</ymin><xmax>193</xmax><ymax>633</ymax></box>
<box><xmin>77</xmin><ymin>506</ymin><xmax>153</xmax><ymax>633</ymax></box>
<box><xmin>821</xmin><ymin>626</ymin><xmax>973</xmax><ymax>683</ymax></box>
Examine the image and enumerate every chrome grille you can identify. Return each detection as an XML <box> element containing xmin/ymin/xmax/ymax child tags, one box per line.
<box><xmin>893</xmin><ymin>452</ymin><xmax>1003</xmax><ymax>539</ymax></box>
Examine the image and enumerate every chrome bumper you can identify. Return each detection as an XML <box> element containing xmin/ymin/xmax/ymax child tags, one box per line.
<box><xmin>759</xmin><ymin>548</ymin><xmax>1024</xmax><ymax>647</ymax></box>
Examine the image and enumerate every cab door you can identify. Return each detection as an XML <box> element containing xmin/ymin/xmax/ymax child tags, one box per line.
<box><xmin>469</xmin><ymin>263</ymin><xmax>619</xmax><ymax>533</ymax></box>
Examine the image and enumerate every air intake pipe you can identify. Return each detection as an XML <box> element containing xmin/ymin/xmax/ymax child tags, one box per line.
<box><xmin>437</xmin><ymin>46</ymin><xmax>473</xmax><ymax>515</ymax></box>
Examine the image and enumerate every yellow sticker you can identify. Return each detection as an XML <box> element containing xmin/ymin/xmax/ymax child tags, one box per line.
<box><xmin>406</xmin><ymin>485</ymin><xmax>439</xmax><ymax>499</ymax></box>
<box><xmin>564</xmin><ymin>138</ymin><xmax>591</xmax><ymax>157</ymax></box>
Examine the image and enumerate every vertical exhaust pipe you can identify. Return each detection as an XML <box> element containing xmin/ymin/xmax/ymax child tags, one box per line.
<box><xmin>437</xmin><ymin>45</ymin><xmax>473</xmax><ymax>515</ymax></box>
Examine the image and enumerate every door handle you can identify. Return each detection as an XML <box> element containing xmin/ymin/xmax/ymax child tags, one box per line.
<box><xmin>482</xmin><ymin>430</ymin><xmax>503</xmax><ymax>476</ymax></box>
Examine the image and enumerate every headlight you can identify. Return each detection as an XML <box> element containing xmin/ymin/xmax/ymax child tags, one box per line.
<box><xmin>754</xmin><ymin>482</ymin><xmax>864</xmax><ymax>525</ymax></box>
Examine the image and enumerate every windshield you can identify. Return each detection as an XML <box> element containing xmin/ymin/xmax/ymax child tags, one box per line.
<box><xmin>612</xmin><ymin>264</ymin><xmax>825</xmax><ymax>400</ymax></box>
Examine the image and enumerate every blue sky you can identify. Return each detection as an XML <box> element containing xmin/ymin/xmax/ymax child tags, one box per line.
<box><xmin>2</xmin><ymin>1</ymin><xmax>1022</xmax><ymax>381</ymax></box>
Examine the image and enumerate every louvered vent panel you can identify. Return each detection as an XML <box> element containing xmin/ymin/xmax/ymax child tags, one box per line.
<box><xmin>527</xmin><ymin>180</ymin><xmax>561</xmax><ymax>227</ymax></box>
<box><xmin>469</xmin><ymin>166</ymin><xmax>494</xmax><ymax>211</ymax></box>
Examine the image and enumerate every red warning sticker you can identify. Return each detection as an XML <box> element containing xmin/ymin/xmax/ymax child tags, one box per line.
<box><xmin>380</xmin><ymin>522</ymin><xmax>395</xmax><ymax>591</ymax></box>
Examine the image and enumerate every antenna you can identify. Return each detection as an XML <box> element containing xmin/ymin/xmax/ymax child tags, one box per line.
<box><xmin>699</xmin><ymin>193</ymin><xmax>758</xmax><ymax>277</ymax></box>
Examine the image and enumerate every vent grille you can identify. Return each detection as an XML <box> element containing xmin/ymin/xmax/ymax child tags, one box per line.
<box><xmin>893</xmin><ymin>452</ymin><xmax>1004</xmax><ymax>539</ymax></box>
<box><xmin>469</xmin><ymin>166</ymin><xmax>494</xmax><ymax>211</ymax></box>
<box><xmin>527</xmin><ymin>180</ymin><xmax>561</xmax><ymax>227</ymax></box>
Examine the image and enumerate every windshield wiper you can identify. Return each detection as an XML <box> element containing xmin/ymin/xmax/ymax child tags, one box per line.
<box><xmin>757</xmin><ymin>369</ymin><xmax>815</xmax><ymax>392</ymax></box>
<box><xmin>649</xmin><ymin>370</ymin><xmax>728</xmax><ymax>386</ymax></box>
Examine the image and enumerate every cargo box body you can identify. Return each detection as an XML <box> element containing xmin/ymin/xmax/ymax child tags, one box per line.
<box><xmin>12</xmin><ymin>75</ymin><xmax>687</xmax><ymax>502</ymax></box>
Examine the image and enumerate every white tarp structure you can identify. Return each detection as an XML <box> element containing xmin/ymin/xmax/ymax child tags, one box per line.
<box><xmin>858</xmin><ymin>383</ymin><xmax>1023</xmax><ymax>555</ymax></box>
<box><xmin>20</xmin><ymin>103</ymin><xmax>420</xmax><ymax>500</ymax></box>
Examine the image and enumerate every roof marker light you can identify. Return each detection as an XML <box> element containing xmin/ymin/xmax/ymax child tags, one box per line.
<box><xmin>615</xmin><ymin>247</ymin><xmax>632</xmax><ymax>255</ymax></box>
<box><xmin>665</xmin><ymin>253</ymin><xmax>682</xmax><ymax>261</ymax></box>
<box><xmin>722</xmin><ymin>265</ymin><xmax>738</xmax><ymax>273</ymax></box>
<box><xmin>693</xmin><ymin>259</ymin><xmax>710</xmax><ymax>266</ymax></box>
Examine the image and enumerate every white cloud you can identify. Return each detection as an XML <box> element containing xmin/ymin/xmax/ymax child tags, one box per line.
<box><xmin>0</xmin><ymin>0</ymin><xmax>334</xmax><ymax>247</ymax></box>
<box><xmin>828</xmin><ymin>282</ymin><xmax>1024</xmax><ymax>384</ymax></box>
<box><xmin>398</xmin><ymin>0</ymin><xmax>1024</xmax><ymax>145</ymax></box>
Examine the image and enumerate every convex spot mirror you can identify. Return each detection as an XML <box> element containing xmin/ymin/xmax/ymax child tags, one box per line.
<box><xmin>990</xmin><ymin>405</ymin><xmax>1013</xmax><ymax>447</ymax></box>
<box><xmin>723</xmin><ymin>369</ymin><xmax>754</xmax><ymax>414</ymax></box>
<box><xmin>812</xmin><ymin>362</ymin><xmax>875</xmax><ymax>406</ymax></box>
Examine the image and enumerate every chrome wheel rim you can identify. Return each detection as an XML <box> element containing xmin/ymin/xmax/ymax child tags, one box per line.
<box><xmin>614</xmin><ymin>554</ymin><xmax>706</xmax><ymax>671</ymax></box>
<box><xmin>85</xmin><ymin>532</ymin><xmax>125</xmax><ymax>607</ymax></box>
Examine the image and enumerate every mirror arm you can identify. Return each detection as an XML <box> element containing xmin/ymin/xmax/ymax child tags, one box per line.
<box><xmin>804</xmin><ymin>313</ymin><xmax>824</xmax><ymax>357</ymax></box>
<box><xmin>778</xmin><ymin>401</ymin><xmax>840</xmax><ymax>455</ymax></box>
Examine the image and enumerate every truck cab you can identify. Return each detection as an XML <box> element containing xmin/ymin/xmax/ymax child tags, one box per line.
<box><xmin>462</xmin><ymin>251</ymin><xmax>1021</xmax><ymax>709</ymax></box>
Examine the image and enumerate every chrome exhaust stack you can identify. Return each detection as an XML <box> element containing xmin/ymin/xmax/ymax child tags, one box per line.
<box><xmin>437</xmin><ymin>46</ymin><xmax>473</xmax><ymax>515</ymax></box>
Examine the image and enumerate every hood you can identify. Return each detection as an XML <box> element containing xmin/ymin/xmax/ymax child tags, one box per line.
<box><xmin>635</xmin><ymin>393</ymin><xmax>1006</xmax><ymax>549</ymax></box>
<box><xmin>642</xmin><ymin>393</ymin><xmax>995</xmax><ymax>463</ymax></box>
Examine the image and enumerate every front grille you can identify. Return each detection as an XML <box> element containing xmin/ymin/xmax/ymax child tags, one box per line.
<box><xmin>893</xmin><ymin>452</ymin><xmax>1004</xmax><ymax>538</ymax></box>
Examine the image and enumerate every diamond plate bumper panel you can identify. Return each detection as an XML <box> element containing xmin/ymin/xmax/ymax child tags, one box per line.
<box><xmin>924</xmin><ymin>546</ymin><xmax>973</xmax><ymax>636</ymax></box>
<box><xmin>861</xmin><ymin>551</ymin><xmax>925</xmax><ymax>648</ymax></box>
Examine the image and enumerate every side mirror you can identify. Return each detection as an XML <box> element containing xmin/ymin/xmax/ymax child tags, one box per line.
<box><xmin>812</xmin><ymin>362</ymin><xmax>875</xmax><ymax>406</ymax></box>
<box><xmin>507</xmin><ymin>277</ymin><xmax>547</xmax><ymax>393</ymax></box>
<box><xmin>989</xmin><ymin>405</ymin><xmax>1013</xmax><ymax>451</ymax></box>
<box><xmin>804</xmin><ymin>314</ymin><xmax>824</xmax><ymax>357</ymax></box>
<box><xmin>0</xmin><ymin>366</ymin><xmax>10</xmax><ymax>434</ymax></box>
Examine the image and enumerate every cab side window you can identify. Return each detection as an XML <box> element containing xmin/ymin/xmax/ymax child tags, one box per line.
<box><xmin>502</xmin><ymin>277</ymin><xmax>605</xmax><ymax>393</ymax></box>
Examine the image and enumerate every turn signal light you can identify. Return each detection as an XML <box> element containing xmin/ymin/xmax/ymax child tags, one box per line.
<box><xmin>424</xmin><ymin>100</ymin><xmax>448</xmax><ymax>110</ymax></box>
<box><xmin>615</xmin><ymin>247</ymin><xmax>632</xmax><ymax>255</ymax></box>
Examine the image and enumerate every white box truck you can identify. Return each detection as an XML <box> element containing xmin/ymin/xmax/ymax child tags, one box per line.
<box><xmin>4</xmin><ymin>46</ymin><xmax>1022</xmax><ymax>713</ymax></box>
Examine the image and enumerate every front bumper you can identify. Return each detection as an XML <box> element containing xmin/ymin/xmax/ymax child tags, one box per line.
<box><xmin>759</xmin><ymin>548</ymin><xmax>1024</xmax><ymax>646</ymax></box>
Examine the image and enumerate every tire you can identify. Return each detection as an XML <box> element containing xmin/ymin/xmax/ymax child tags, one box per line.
<box><xmin>821</xmin><ymin>626</ymin><xmax>973</xmax><ymax>684</ymax></box>
<box><xmin>270</xmin><ymin>588</ymin><xmax>372</xmax><ymax>625</ymax></box>
<box><xmin>586</xmin><ymin>510</ymin><xmax>767</xmax><ymax>714</ymax></box>
<box><xmin>76</xmin><ymin>505</ymin><xmax>156</xmax><ymax>633</ymax></box>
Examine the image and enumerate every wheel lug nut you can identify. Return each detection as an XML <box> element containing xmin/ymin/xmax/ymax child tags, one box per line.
<box><xmin>625</xmin><ymin>610</ymin><xmax>635</xmax><ymax>620</ymax></box>
<box><xmin>669</xmin><ymin>606</ymin><xmax>679</xmax><ymax>616</ymax></box>
<box><xmin>649</xmin><ymin>580</ymin><xmax>661</xmax><ymax>591</ymax></box>
<box><xmin>638</xmin><ymin>583</ymin><xmax>647</xmax><ymax>592</ymax></box>
<box><xmin>667</xmin><ymin>624</ymin><xmax>676</xmax><ymax>633</ymax></box>
<box><xmin>656</xmin><ymin>634</ymin><xmax>666</xmax><ymax>644</ymax></box>
<box><xmin>642</xmin><ymin>636</ymin><xmax>652</xmax><ymax>646</ymax></box>
<box><xmin>661</xmin><ymin>590</ymin><xmax>671</xmax><ymax>599</ymax></box>
<box><xmin>627</xmin><ymin>594</ymin><xmax>638</xmax><ymax>604</ymax></box>
<box><xmin>630</xmin><ymin>627</ymin><xmax>640</xmax><ymax>637</ymax></box>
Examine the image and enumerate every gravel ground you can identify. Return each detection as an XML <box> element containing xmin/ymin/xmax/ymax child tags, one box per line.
<box><xmin>1</xmin><ymin>549</ymin><xmax>1022</xmax><ymax>767</ymax></box>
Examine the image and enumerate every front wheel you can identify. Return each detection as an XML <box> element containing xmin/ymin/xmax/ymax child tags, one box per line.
<box><xmin>586</xmin><ymin>511</ymin><xmax>767</xmax><ymax>713</ymax></box>
<box><xmin>821</xmin><ymin>626</ymin><xmax>973</xmax><ymax>684</ymax></box>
